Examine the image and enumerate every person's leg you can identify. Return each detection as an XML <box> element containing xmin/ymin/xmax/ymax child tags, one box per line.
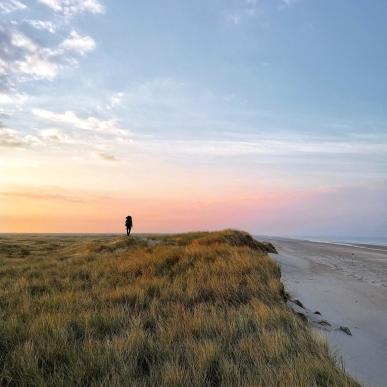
<box><xmin>128</xmin><ymin>227</ymin><xmax>131</xmax><ymax>236</ymax></box>
<box><xmin>126</xmin><ymin>227</ymin><xmax>129</xmax><ymax>236</ymax></box>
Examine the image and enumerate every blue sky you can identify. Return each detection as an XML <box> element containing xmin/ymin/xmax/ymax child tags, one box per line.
<box><xmin>1</xmin><ymin>0</ymin><xmax>386</xmax><ymax>235</ymax></box>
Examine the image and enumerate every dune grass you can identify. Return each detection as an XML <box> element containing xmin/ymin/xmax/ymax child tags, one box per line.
<box><xmin>0</xmin><ymin>230</ymin><xmax>358</xmax><ymax>386</ymax></box>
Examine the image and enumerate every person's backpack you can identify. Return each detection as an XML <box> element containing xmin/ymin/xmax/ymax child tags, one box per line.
<box><xmin>125</xmin><ymin>216</ymin><xmax>132</xmax><ymax>227</ymax></box>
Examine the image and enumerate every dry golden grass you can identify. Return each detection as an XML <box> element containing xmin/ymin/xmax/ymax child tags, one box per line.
<box><xmin>0</xmin><ymin>230</ymin><xmax>358</xmax><ymax>386</ymax></box>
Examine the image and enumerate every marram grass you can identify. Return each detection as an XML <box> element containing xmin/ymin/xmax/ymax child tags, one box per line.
<box><xmin>0</xmin><ymin>230</ymin><xmax>358</xmax><ymax>386</ymax></box>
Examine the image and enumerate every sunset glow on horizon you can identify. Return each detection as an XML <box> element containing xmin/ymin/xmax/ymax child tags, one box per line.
<box><xmin>1</xmin><ymin>1</ymin><xmax>386</xmax><ymax>236</ymax></box>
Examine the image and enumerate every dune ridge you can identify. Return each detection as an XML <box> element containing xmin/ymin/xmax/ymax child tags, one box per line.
<box><xmin>0</xmin><ymin>230</ymin><xmax>358</xmax><ymax>386</ymax></box>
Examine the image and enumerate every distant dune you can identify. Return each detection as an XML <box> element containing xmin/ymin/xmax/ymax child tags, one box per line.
<box><xmin>0</xmin><ymin>230</ymin><xmax>358</xmax><ymax>386</ymax></box>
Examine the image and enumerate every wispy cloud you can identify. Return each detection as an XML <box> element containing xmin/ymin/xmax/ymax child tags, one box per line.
<box><xmin>109</xmin><ymin>92</ymin><xmax>125</xmax><ymax>107</ymax></box>
<box><xmin>0</xmin><ymin>188</ymin><xmax>86</xmax><ymax>202</ymax></box>
<box><xmin>280</xmin><ymin>0</ymin><xmax>299</xmax><ymax>5</ymax></box>
<box><xmin>59</xmin><ymin>30</ymin><xmax>96</xmax><ymax>55</ymax></box>
<box><xmin>136</xmin><ymin>137</ymin><xmax>387</xmax><ymax>159</ymax></box>
<box><xmin>0</xmin><ymin>126</ymin><xmax>25</xmax><ymax>147</ymax></box>
<box><xmin>0</xmin><ymin>28</ymin><xmax>97</xmax><ymax>83</ymax></box>
<box><xmin>32</xmin><ymin>108</ymin><xmax>128</xmax><ymax>135</ymax></box>
<box><xmin>0</xmin><ymin>28</ymin><xmax>56</xmax><ymax>81</ymax></box>
<box><xmin>225</xmin><ymin>0</ymin><xmax>258</xmax><ymax>25</ymax></box>
<box><xmin>278</xmin><ymin>0</ymin><xmax>301</xmax><ymax>9</ymax></box>
<box><xmin>0</xmin><ymin>185</ymin><xmax>113</xmax><ymax>204</ymax></box>
<box><xmin>0</xmin><ymin>1</ymin><xmax>101</xmax><ymax>117</ymax></box>
<box><xmin>38</xmin><ymin>128</ymin><xmax>71</xmax><ymax>143</ymax></box>
<box><xmin>0</xmin><ymin>0</ymin><xmax>26</xmax><ymax>14</ymax></box>
<box><xmin>91</xmin><ymin>151</ymin><xmax>117</xmax><ymax>162</ymax></box>
<box><xmin>226</xmin><ymin>14</ymin><xmax>241</xmax><ymax>25</ymax></box>
<box><xmin>25</xmin><ymin>19</ymin><xmax>57</xmax><ymax>33</ymax></box>
<box><xmin>37</xmin><ymin>0</ymin><xmax>104</xmax><ymax>18</ymax></box>
<box><xmin>0</xmin><ymin>91</ymin><xmax>27</xmax><ymax>105</ymax></box>
<box><xmin>0</xmin><ymin>123</ymin><xmax>39</xmax><ymax>147</ymax></box>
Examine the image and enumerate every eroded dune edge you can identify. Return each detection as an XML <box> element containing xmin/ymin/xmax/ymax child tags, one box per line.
<box><xmin>0</xmin><ymin>230</ymin><xmax>359</xmax><ymax>386</ymax></box>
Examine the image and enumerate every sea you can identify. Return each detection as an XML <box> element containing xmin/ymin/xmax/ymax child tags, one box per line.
<box><xmin>294</xmin><ymin>236</ymin><xmax>387</xmax><ymax>247</ymax></box>
<box><xmin>255</xmin><ymin>234</ymin><xmax>387</xmax><ymax>247</ymax></box>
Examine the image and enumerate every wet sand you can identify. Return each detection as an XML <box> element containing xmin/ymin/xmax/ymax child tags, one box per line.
<box><xmin>259</xmin><ymin>237</ymin><xmax>387</xmax><ymax>387</ymax></box>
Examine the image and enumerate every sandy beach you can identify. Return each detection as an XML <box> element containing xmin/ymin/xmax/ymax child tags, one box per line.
<box><xmin>259</xmin><ymin>237</ymin><xmax>387</xmax><ymax>387</ymax></box>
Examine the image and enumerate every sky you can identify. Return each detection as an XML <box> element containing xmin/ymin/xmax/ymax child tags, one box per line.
<box><xmin>0</xmin><ymin>0</ymin><xmax>386</xmax><ymax>236</ymax></box>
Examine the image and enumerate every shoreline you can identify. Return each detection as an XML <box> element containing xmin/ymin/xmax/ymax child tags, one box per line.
<box><xmin>263</xmin><ymin>236</ymin><xmax>387</xmax><ymax>387</ymax></box>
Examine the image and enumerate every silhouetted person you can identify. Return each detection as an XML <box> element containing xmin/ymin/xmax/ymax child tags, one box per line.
<box><xmin>125</xmin><ymin>215</ymin><xmax>133</xmax><ymax>236</ymax></box>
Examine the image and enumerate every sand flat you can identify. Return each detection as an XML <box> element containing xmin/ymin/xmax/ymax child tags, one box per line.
<box><xmin>261</xmin><ymin>237</ymin><xmax>387</xmax><ymax>387</ymax></box>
